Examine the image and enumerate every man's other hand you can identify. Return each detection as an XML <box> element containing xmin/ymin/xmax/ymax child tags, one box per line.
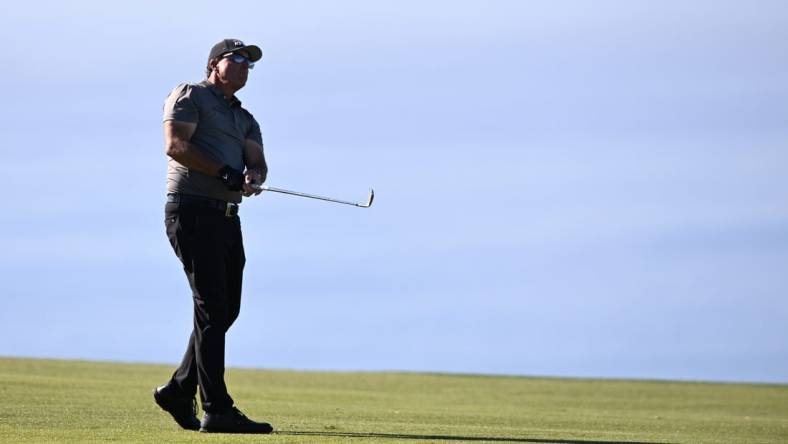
<box><xmin>219</xmin><ymin>165</ymin><xmax>245</xmax><ymax>191</ymax></box>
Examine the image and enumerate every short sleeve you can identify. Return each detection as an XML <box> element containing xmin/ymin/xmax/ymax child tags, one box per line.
<box><xmin>163</xmin><ymin>84</ymin><xmax>198</xmax><ymax>123</ymax></box>
<box><xmin>246</xmin><ymin>114</ymin><xmax>263</xmax><ymax>146</ymax></box>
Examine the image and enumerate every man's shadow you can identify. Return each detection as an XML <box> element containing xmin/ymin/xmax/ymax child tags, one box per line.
<box><xmin>276</xmin><ymin>430</ymin><xmax>673</xmax><ymax>444</ymax></box>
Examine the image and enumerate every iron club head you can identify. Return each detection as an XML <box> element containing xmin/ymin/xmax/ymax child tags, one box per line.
<box><xmin>358</xmin><ymin>188</ymin><xmax>374</xmax><ymax>208</ymax></box>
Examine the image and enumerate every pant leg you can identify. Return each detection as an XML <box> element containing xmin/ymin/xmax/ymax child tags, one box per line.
<box><xmin>165</xmin><ymin>203</ymin><xmax>198</xmax><ymax>396</ymax></box>
<box><xmin>170</xmin><ymin>330</ymin><xmax>198</xmax><ymax>396</ymax></box>
<box><xmin>225</xmin><ymin>216</ymin><xmax>245</xmax><ymax>330</ymax></box>
<box><xmin>165</xmin><ymin>202</ymin><xmax>238</xmax><ymax>413</ymax></box>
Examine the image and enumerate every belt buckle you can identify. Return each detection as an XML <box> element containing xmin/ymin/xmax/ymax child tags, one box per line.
<box><xmin>225</xmin><ymin>202</ymin><xmax>238</xmax><ymax>217</ymax></box>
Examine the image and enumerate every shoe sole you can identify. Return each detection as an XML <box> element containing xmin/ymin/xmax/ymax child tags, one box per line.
<box><xmin>199</xmin><ymin>428</ymin><xmax>273</xmax><ymax>434</ymax></box>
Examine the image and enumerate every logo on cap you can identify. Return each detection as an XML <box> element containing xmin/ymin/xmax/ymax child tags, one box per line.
<box><xmin>233</xmin><ymin>40</ymin><xmax>244</xmax><ymax>47</ymax></box>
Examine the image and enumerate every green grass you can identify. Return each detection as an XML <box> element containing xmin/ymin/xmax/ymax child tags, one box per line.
<box><xmin>0</xmin><ymin>357</ymin><xmax>786</xmax><ymax>443</ymax></box>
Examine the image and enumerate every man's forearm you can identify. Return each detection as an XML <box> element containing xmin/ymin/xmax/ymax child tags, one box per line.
<box><xmin>243</xmin><ymin>139</ymin><xmax>267</xmax><ymax>183</ymax></box>
<box><xmin>245</xmin><ymin>162</ymin><xmax>268</xmax><ymax>182</ymax></box>
<box><xmin>166</xmin><ymin>139</ymin><xmax>223</xmax><ymax>176</ymax></box>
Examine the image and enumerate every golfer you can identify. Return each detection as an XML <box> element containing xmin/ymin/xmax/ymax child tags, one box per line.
<box><xmin>153</xmin><ymin>38</ymin><xmax>272</xmax><ymax>434</ymax></box>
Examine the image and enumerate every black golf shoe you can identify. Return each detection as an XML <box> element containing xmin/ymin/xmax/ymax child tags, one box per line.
<box><xmin>200</xmin><ymin>407</ymin><xmax>273</xmax><ymax>434</ymax></box>
<box><xmin>153</xmin><ymin>384</ymin><xmax>201</xmax><ymax>431</ymax></box>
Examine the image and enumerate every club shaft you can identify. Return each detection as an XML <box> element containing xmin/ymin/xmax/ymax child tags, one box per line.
<box><xmin>259</xmin><ymin>186</ymin><xmax>363</xmax><ymax>207</ymax></box>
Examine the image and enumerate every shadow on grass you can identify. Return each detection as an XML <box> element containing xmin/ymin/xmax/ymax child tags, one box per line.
<box><xmin>275</xmin><ymin>430</ymin><xmax>673</xmax><ymax>444</ymax></box>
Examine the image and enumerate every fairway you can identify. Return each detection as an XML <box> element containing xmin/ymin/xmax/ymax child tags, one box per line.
<box><xmin>1</xmin><ymin>357</ymin><xmax>786</xmax><ymax>443</ymax></box>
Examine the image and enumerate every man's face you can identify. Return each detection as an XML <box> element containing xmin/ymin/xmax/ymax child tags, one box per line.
<box><xmin>214</xmin><ymin>50</ymin><xmax>253</xmax><ymax>89</ymax></box>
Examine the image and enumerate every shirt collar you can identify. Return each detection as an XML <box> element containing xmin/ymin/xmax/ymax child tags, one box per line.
<box><xmin>201</xmin><ymin>80</ymin><xmax>242</xmax><ymax>107</ymax></box>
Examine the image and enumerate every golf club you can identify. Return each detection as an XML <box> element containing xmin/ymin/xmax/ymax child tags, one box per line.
<box><xmin>252</xmin><ymin>185</ymin><xmax>374</xmax><ymax>208</ymax></box>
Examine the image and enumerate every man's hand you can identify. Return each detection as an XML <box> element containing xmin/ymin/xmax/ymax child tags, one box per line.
<box><xmin>218</xmin><ymin>165</ymin><xmax>245</xmax><ymax>191</ymax></box>
<box><xmin>243</xmin><ymin>169</ymin><xmax>264</xmax><ymax>197</ymax></box>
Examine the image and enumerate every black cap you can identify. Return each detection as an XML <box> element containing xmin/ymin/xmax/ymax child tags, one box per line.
<box><xmin>208</xmin><ymin>39</ymin><xmax>262</xmax><ymax>63</ymax></box>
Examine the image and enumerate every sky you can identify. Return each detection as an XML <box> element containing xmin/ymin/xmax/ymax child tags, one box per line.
<box><xmin>1</xmin><ymin>1</ymin><xmax>787</xmax><ymax>384</ymax></box>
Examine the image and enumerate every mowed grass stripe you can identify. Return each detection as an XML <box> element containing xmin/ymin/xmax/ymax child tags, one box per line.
<box><xmin>0</xmin><ymin>357</ymin><xmax>786</xmax><ymax>443</ymax></box>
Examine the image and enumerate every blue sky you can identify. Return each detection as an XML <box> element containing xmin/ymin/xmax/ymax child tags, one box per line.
<box><xmin>1</xmin><ymin>1</ymin><xmax>787</xmax><ymax>383</ymax></box>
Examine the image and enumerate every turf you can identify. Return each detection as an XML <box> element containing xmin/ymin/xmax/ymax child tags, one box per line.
<box><xmin>0</xmin><ymin>357</ymin><xmax>786</xmax><ymax>443</ymax></box>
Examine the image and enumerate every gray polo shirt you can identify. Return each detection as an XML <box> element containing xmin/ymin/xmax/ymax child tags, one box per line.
<box><xmin>163</xmin><ymin>80</ymin><xmax>263</xmax><ymax>203</ymax></box>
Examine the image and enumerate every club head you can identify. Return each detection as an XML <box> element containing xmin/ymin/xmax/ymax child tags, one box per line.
<box><xmin>358</xmin><ymin>188</ymin><xmax>374</xmax><ymax>208</ymax></box>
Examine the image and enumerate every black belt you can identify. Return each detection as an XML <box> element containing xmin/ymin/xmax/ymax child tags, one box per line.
<box><xmin>166</xmin><ymin>193</ymin><xmax>239</xmax><ymax>217</ymax></box>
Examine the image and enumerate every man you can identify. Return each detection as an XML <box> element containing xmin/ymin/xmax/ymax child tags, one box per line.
<box><xmin>153</xmin><ymin>38</ymin><xmax>272</xmax><ymax>434</ymax></box>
